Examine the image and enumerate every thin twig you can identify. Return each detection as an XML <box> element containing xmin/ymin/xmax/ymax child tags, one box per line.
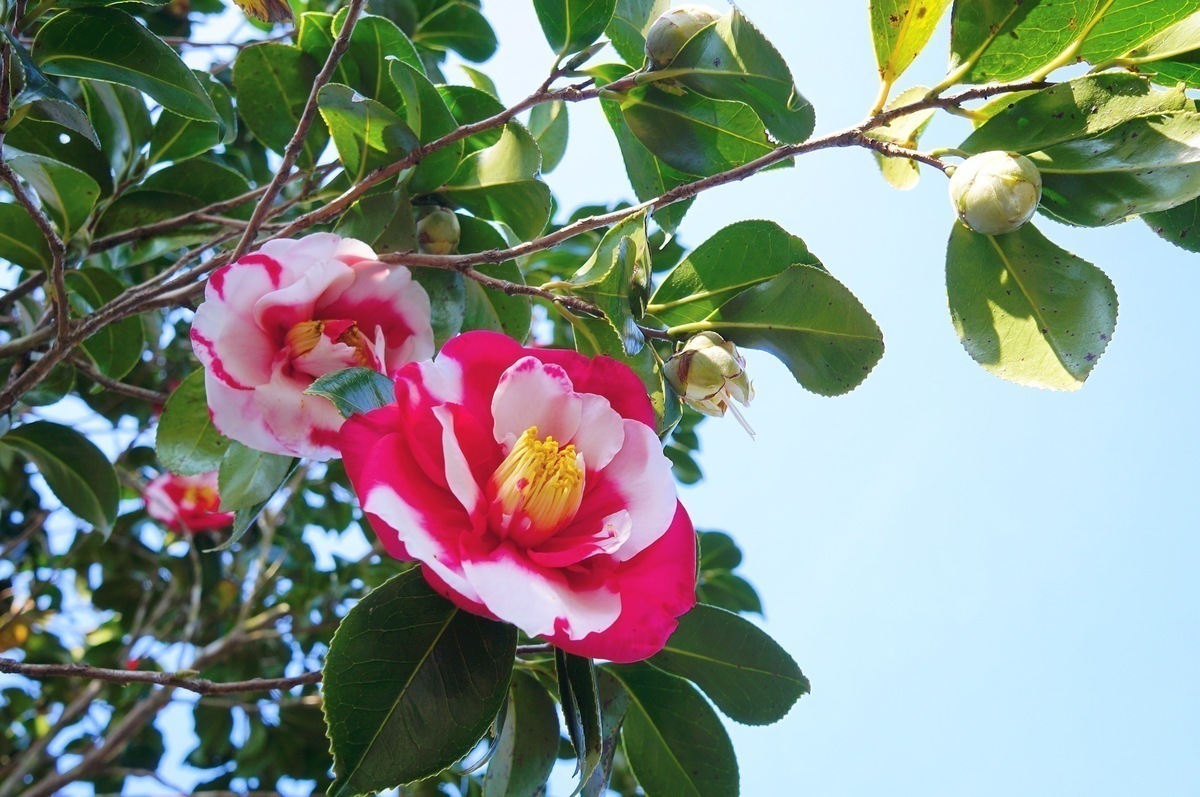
<box><xmin>0</xmin><ymin>162</ymin><xmax>68</xmax><ymax>341</ymax></box>
<box><xmin>70</xmin><ymin>356</ymin><xmax>169</xmax><ymax>404</ymax></box>
<box><xmin>0</xmin><ymin>658</ymin><xmax>322</xmax><ymax>695</ymax></box>
<box><xmin>0</xmin><ymin>272</ymin><xmax>46</xmax><ymax>313</ymax></box>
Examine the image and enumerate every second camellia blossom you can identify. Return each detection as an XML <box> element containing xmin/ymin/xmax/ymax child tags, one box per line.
<box><xmin>339</xmin><ymin>331</ymin><xmax>697</xmax><ymax>663</ymax></box>
<box><xmin>190</xmin><ymin>233</ymin><xmax>434</xmax><ymax>460</ymax></box>
<box><xmin>144</xmin><ymin>471</ymin><xmax>234</xmax><ymax>533</ymax></box>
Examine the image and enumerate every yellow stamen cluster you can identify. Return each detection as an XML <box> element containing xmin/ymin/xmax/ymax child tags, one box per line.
<box><xmin>285</xmin><ymin>320</ymin><xmax>325</xmax><ymax>357</ymax></box>
<box><xmin>181</xmin><ymin>484</ymin><xmax>217</xmax><ymax>511</ymax></box>
<box><xmin>489</xmin><ymin>426</ymin><xmax>584</xmax><ymax>540</ymax></box>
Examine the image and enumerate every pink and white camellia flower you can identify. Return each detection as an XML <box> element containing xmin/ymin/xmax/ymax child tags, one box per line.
<box><xmin>339</xmin><ymin>331</ymin><xmax>697</xmax><ymax>663</ymax></box>
<box><xmin>144</xmin><ymin>471</ymin><xmax>234</xmax><ymax>533</ymax></box>
<box><xmin>191</xmin><ymin>233</ymin><xmax>434</xmax><ymax>460</ymax></box>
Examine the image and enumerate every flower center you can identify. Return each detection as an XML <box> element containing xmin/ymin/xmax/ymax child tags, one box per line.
<box><xmin>284</xmin><ymin>319</ymin><xmax>374</xmax><ymax>377</ymax></box>
<box><xmin>487</xmin><ymin>426</ymin><xmax>584</xmax><ymax>547</ymax></box>
<box><xmin>180</xmin><ymin>484</ymin><xmax>218</xmax><ymax>513</ymax></box>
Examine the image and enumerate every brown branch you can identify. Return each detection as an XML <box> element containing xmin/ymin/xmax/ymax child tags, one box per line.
<box><xmin>229</xmin><ymin>0</ymin><xmax>367</xmax><ymax>261</ymax></box>
<box><xmin>70</xmin><ymin>356</ymin><xmax>169</xmax><ymax>404</ymax></box>
<box><xmin>0</xmin><ymin>658</ymin><xmax>322</xmax><ymax>695</ymax></box>
<box><xmin>856</xmin><ymin>133</ymin><xmax>950</xmax><ymax>173</ymax></box>
<box><xmin>0</xmin><ymin>272</ymin><xmax>46</xmax><ymax>313</ymax></box>
<box><xmin>0</xmin><ymin>162</ymin><xmax>68</xmax><ymax>341</ymax></box>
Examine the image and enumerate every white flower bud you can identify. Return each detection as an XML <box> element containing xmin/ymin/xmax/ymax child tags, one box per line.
<box><xmin>645</xmin><ymin>5</ymin><xmax>722</xmax><ymax>68</ymax></box>
<box><xmin>948</xmin><ymin>151</ymin><xmax>1042</xmax><ymax>235</ymax></box>
<box><xmin>664</xmin><ymin>331</ymin><xmax>755</xmax><ymax>436</ymax></box>
<box><xmin>416</xmin><ymin>207</ymin><xmax>461</xmax><ymax>255</ymax></box>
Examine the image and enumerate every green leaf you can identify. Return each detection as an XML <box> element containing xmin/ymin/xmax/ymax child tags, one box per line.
<box><xmin>534</xmin><ymin>0</ymin><xmax>617</xmax><ymax>56</ymax></box>
<box><xmin>7</xmin><ymin>153</ymin><xmax>100</xmax><ymax>240</ymax></box>
<box><xmin>1</xmin><ymin>421</ymin><xmax>119</xmax><ymax>534</ymax></box>
<box><xmin>1116</xmin><ymin>8</ymin><xmax>1200</xmax><ymax>64</ymax></box>
<box><xmin>232</xmin><ymin>42</ymin><xmax>329</xmax><ymax>169</ymax></box>
<box><xmin>698</xmin><ymin>530</ymin><xmax>741</xmax><ymax>571</ymax></box>
<box><xmin>697</xmin><ymin>572</ymin><xmax>763</xmax><ymax>617</ymax></box>
<box><xmin>441</xmin><ymin>124</ymin><xmax>552</xmax><ymax>240</ymax></box>
<box><xmin>318</xmin><ymin>84</ymin><xmax>418</xmax><ymax>183</ymax></box>
<box><xmin>569</xmin><ymin>317</ymin><xmax>679</xmax><ymax>433</ymax></box>
<box><xmin>946</xmin><ymin>221</ymin><xmax>1117</xmax><ymax>391</ymax></box>
<box><xmin>568</xmin><ymin>209</ymin><xmax>651</xmax><ymax>355</ymax></box>
<box><xmin>670</xmin><ymin>264</ymin><xmax>883</xmax><ymax>397</ymax></box>
<box><xmin>217</xmin><ymin>442</ymin><xmax>293</xmax><ymax>511</ymax></box>
<box><xmin>148</xmin><ymin>73</ymin><xmax>237</xmax><ymax>167</ymax></box>
<box><xmin>606</xmin><ymin>0</ymin><xmax>668</xmax><ymax>66</ymax></box>
<box><xmin>599</xmin><ymin>91</ymin><xmax>695</xmax><ymax>234</ymax></box>
<box><xmin>649</xmin><ymin>604</ymin><xmax>808</xmax><ymax>726</ymax></box>
<box><xmin>867</xmin><ymin>85</ymin><xmax>936</xmax><ymax>191</ymax></box>
<box><xmin>439</xmin><ymin>84</ymin><xmax>507</xmax><ymax>154</ymax></box>
<box><xmin>96</xmin><ymin>159</ymin><xmax>252</xmax><ymax>240</ymax></box>
<box><xmin>528</xmin><ymin>101</ymin><xmax>569</xmax><ymax>174</ymax></box>
<box><xmin>649</xmin><ymin>219</ymin><xmax>822</xmax><ymax>327</ymax></box>
<box><xmin>2</xmin><ymin>29</ymin><xmax>98</xmax><ymax>146</ymax></box>
<box><xmin>323</xmin><ymin>569</ymin><xmax>517</xmax><ymax>796</ymax></box>
<box><xmin>81</xmin><ymin>80</ymin><xmax>150</xmax><ymax>185</ymax></box>
<box><xmin>1145</xmin><ymin>195</ymin><xmax>1200</xmax><ymax>252</ymax></box>
<box><xmin>458</xmin><ymin>215</ymin><xmax>532</xmax><ymax>340</ymax></box>
<box><xmin>297</xmin><ymin>11</ymin><xmax>362</xmax><ymax>87</ymax></box>
<box><xmin>0</xmin><ymin>203</ymin><xmax>52</xmax><ymax>271</ymax></box>
<box><xmin>411</xmin><ymin>268</ymin><xmax>466</xmax><ymax>346</ymax></box>
<box><xmin>63</xmin><ymin>268</ymin><xmax>143</xmax><ymax>380</ymax></box>
<box><xmin>305</xmin><ymin>367</ymin><xmax>396</xmax><ymax>418</ymax></box>
<box><xmin>459</xmin><ymin>64</ymin><xmax>501</xmax><ymax>98</ymax></box>
<box><xmin>340</xmin><ymin>10</ymin><xmax>425</xmax><ymax>109</ymax></box>
<box><xmin>1029</xmin><ymin>111</ymin><xmax>1200</xmax><ymax>227</ymax></box>
<box><xmin>959</xmin><ymin>73</ymin><xmax>1189</xmax><ymax>156</ymax></box>
<box><xmin>1078</xmin><ymin>0</ymin><xmax>1200</xmax><ymax>64</ymax></box>
<box><xmin>556</xmin><ymin>649</ymin><xmax>603</xmax><ymax>786</ymax></box>
<box><xmin>412</xmin><ymin>1</ymin><xmax>497</xmax><ymax>62</ymax></box>
<box><xmin>606</xmin><ymin>662</ymin><xmax>738</xmax><ymax>797</ymax></box>
<box><xmin>616</xmin><ymin>85</ymin><xmax>776</xmax><ymax>177</ymax></box>
<box><xmin>34</xmin><ymin>8</ymin><xmax>217</xmax><ymax>121</ymax></box>
<box><xmin>389</xmin><ymin>60</ymin><xmax>465</xmax><ymax>194</ymax></box>
<box><xmin>580</xmin><ymin>669</ymin><xmax>631</xmax><ymax>797</ymax></box>
<box><xmin>655</xmin><ymin>7</ymin><xmax>815</xmax><ymax>145</ymax></box>
<box><xmin>483</xmin><ymin>671</ymin><xmax>560</xmax><ymax>797</ymax></box>
<box><xmin>869</xmin><ymin>0</ymin><xmax>951</xmax><ymax>86</ymax></box>
<box><xmin>156</xmin><ymin>371</ymin><xmax>231</xmax><ymax>476</ymax></box>
<box><xmin>948</xmin><ymin>0</ymin><xmax>1100</xmax><ymax>84</ymax></box>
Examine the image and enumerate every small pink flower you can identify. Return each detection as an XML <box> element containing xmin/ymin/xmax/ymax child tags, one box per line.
<box><xmin>339</xmin><ymin>331</ymin><xmax>697</xmax><ymax>663</ymax></box>
<box><xmin>191</xmin><ymin>233</ymin><xmax>433</xmax><ymax>460</ymax></box>
<box><xmin>144</xmin><ymin>471</ymin><xmax>234</xmax><ymax>533</ymax></box>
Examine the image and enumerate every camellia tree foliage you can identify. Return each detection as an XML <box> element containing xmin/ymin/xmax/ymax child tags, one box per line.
<box><xmin>2</xmin><ymin>0</ymin><xmax>1200</xmax><ymax>793</ymax></box>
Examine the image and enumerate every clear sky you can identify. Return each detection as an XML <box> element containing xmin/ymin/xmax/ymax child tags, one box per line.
<box><xmin>483</xmin><ymin>2</ymin><xmax>1200</xmax><ymax>795</ymax></box>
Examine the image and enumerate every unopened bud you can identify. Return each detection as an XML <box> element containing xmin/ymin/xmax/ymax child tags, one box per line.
<box><xmin>645</xmin><ymin>5</ymin><xmax>721</xmax><ymax>68</ymax></box>
<box><xmin>664</xmin><ymin>331</ymin><xmax>755</xmax><ymax>436</ymax></box>
<box><xmin>948</xmin><ymin>151</ymin><xmax>1042</xmax><ymax>235</ymax></box>
<box><xmin>416</xmin><ymin>207</ymin><xmax>461</xmax><ymax>255</ymax></box>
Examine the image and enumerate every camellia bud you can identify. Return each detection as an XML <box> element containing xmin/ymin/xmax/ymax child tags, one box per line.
<box><xmin>416</xmin><ymin>207</ymin><xmax>461</xmax><ymax>255</ymax></box>
<box><xmin>948</xmin><ymin>151</ymin><xmax>1042</xmax><ymax>235</ymax></box>
<box><xmin>645</xmin><ymin>5</ymin><xmax>721</xmax><ymax>68</ymax></box>
<box><xmin>664</xmin><ymin>331</ymin><xmax>755</xmax><ymax>437</ymax></box>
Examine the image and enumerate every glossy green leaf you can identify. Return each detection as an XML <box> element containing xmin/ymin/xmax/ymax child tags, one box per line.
<box><xmin>2</xmin><ymin>29</ymin><xmax>98</xmax><ymax>146</ymax></box>
<box><xmin>483</xmin><ymin>671</ymin><xmax>560</xmax><ymax>797</ymax></box>
<box><xmin>1</xmin><ymin>420</ymin><xmax>119</xmax><ymax>534</ymax></box>
<box><xmin>650</xmin><ymin>604</ymin><xmax>808</xmax><ymax>726</ymax></box>
<box><xmin>156</xmin><ymin>370</ymin><xmax>231</xmax><ymax>476</ymax></box>
<box><xmin>148</xmin><ymin>73</ymin><xmax>237</xmax><ymax>166</ymax></box>
<box><xmin>318</xmin><ymin>84</ymin><xmax>418</xmax><ymax>183</ymax></box>
<box><xmin>534</xmin><ymin>0</ymin><xmax>617</xmax><ymax>56</ymax></box>
<box><xmin>616</xmin><ymin>85</ymin><xmax>776</xmax><ymax>178</ymax></box>
<box><xmin>412</xmin><ymin>1</ymin><xmax>497</xmax><ymax>62</ymax></box>
<box><xmin>1078</xmin><ymin>0</ymin><xmax>1199</xmax><ymax>64</ymax></box>
<box><xmin>458</xmin><ymin>215</ymin><xmax>532</xmax><ymax>340</ymax></box>
<box><xmin>441</xmin><ymin>124</ymin><xmax>552</xmax><ymax>240</ymax></box>
<box><xmin>1117</xmin><ymin>8</ymin><xmax>1200</xmax><ymax>64</ymax></box>
<box><xmin>340</xmin><ymin>10</ymin><xmax>424</xmax><ymax>109</ymax></box>
<box><xmin>7</xmin><ymin>153</ymin><xmax>99</xmax><ymax>240</ymax></box>
<box><xmin>528</xmin><ymin>101</ymin><xmax>569</xmax><ymax>174</ymax></box>
<box><xmin>323</xmin><ymin>569</ymin><xmax>517</xmax><ymax>796</ymax></box>
<box><xmin>1030</xmin><ymin>112</ymin><xmax>1200</xmax><ymax>227</ymax></box>
<box><xmin>607</xmin><ymin>663</ymin><xmax>738</xmax><ymax>797</ymax></box>
<box><xmin>64</xmin><ymin>268</ymin><xmax>143</xmax><ymax>380</ymax></box>
<box><xmin>96</xmin><ymin>159</ymin><xmax>252</xmax><ymax>240</ymax></box>
<box><xmin>867</xmin><ymin>85</ymin><xmax>936</xmax><ymax>190</ymax></box>
<box><xmin>1145</xmin><ymin>195</ymin><xmax>1200</xmax><ymax>252</ymax></box>
<box><xmin>650</xmin><ymin>219</ymin><xmax>822</xmax><ymax>327</ymax></box>
<box><xmin>669</xmin><ymin>264</ymin><xmax>884</xmax><ymax>397</ymax></box>
<box><xmin>959</xmin><ymin>73</ymin><xmax>1189</xmax><ymax>156</ymax></box>
<box><xmin>580</xmin><ymin>669</ymin><xmax>631</xmax><ymax>797</ymax></box>
<box><xmin>217</xmin><ymin>442</ymin><xmax>293</xmax><ymax>512</ymax></box>
<box><xmin>697</xmin><ymin>572</ymin><xmax>763</xmax><ymax>616</ymax></box>
<box><xmin>0</xmin><ymin>203</ymin><xmax>52</xmax><ymax>271</ymax></box>
<box><xmin>569</xmin><ymin>316</ymin><xmax>680</xmax><ymax>432</ymax></box>
<box><xmin>439</xmin><ymin>84</ymin><xmax>507</xmax><ymax>154</ymax></box>
<box><xmin>305</xmin><ymin>367</ymin><xmax>396</xmax><ymax>419</ymax></box>
<box><xmin>412</xmin><ymin>269</ymin><xmax>466</xmax><ymax>346</ymax></box>
<box><xmin>232</xmin><ymin>42</ymin><xmax>328</xmax><ymax>168</ymax></box>
<box><xmin>606</xmin><ymin>0</ymin><xmax>667</xmax><ymax>66</ymax></box>
<box><xmin>948</xmin><ymin>0</ymin><xmax>1099</xmax><ymax>84</ymax></box>
<box><xmin>459</xmin><ymin>64</ymin><xmax>500</xmax><ymax>98</ymax></box>
<box><xmin>568</xmin><ymin>209</ymin><xmax>651</xmax><ymax>355</ymax></box>
<box><xmin>870</xmin><ymin>0</ymin><xmax>950</xmax><ymax>86</ymax></box>
<box><xmin>556</xmin><ymin>649</ymin><xmax>603</xmax><ymax>785</ymax></box>
<box><xmin>389</xmin><ymin>60</ymin><xmax>464</xmax><ymax>194</ymax></box>
<box><xmin>946</xmin><ymin>221</ymin><xmax>1117</xmax><ymax>391</ymax></box>
<box><xmin>34</xmin><ymin>8</ymin><xmax>216</xmax><ymax>121</ymax></box>
<box><xmin>655</xmin><ymin>7</ymin><xmax>815</xmax><ymax>145</ymax></box>
<box><xmin>81</xmin><ymin>81</ymin><xmax>150</xmax><ymax>184</ymax></box>
<box><xmin>1139</xmin><ymin>55</ymin><xmax>1200</xmax><ymax>88</ymax></box>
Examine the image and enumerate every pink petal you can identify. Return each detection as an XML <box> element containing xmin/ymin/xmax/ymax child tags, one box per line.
<box><xmin>191</xmin><ymin>298</ymin><xmax>277</xmax><ymax>390</ymax></box>
<box><xmin>490</xmin><ymin>357</ymin><xmax>582</xmax><ymax>449</ymax></box>
<box><xmin>432</xmin><ymin>331</ymin><xmax>527</xmax><ymax>421</ymax></box>
<box><xmin>202</xmin><ymin>372</ymin><xmax>286</xmax><ymax>455</ymax></box>
<box><xmin>319</xmin><ymin>261</ymin><xmax>434</xmax><ymax>368</ymax></box>
<box><xmin>535</xmin><ymin>348</ymin><xmax>657</xmax><ymax>428</ymax></box>
<box><xmin>570</xmin><ymin>394</ymin><xmax>625</xmax><ymax>472</ymax></box>
<box><xmin>252</xmin><ymin>364</ymin><xmax>347</xmax><ymax>460</ymax></box>
<box><xmin>253</xmin><ymin>259</ymin><xmax>355</xmax><ymax>338</ymax></box>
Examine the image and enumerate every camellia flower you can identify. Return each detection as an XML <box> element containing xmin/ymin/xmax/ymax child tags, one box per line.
<box><xmin>144</xmin><ymin>471</ymin><xmax>234</xmax><ymax>533</ymax></box>
<box><xmin>339</xmin><ymin>331</ymin><xmax>697</xmax><ymax>663</ymax></box>
<box><xmin>663</xmin><ymin>331</ymin><xmax>755</xmax><ymax>436</ymax></box>
<box><xmin>191</xmin><ymin>233</ymin><xmax>433</xmax><ymax>460</ymax></box>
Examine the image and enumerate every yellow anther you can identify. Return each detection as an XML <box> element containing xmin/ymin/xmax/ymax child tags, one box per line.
<box><xmin>488</xmin><ymin>426</ymin><xmax>584</xmax><ymax>544</ymax></box>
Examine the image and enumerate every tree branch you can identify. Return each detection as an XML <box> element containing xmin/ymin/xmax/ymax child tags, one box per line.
<box><xmin>0</xmin><ymin>658</ymin><xmax>322</xmax><ymax>695</ymax></box>
<box><xmin>0</xmin><ymin>161</ymin><xmax>68</xmax><ymax>341</ymax></box>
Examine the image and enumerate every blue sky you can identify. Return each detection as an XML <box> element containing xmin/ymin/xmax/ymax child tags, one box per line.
<box><xmin>484</xmin><ymin>2</ymin><xmax>1200</xmax><ymax>795</ymax></box>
